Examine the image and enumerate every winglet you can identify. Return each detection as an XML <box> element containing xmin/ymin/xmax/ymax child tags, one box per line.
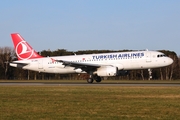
<box><xmin>11</xmin><ymin>33</ymin><xmax>43</xmax><ymax>60</ymax></box>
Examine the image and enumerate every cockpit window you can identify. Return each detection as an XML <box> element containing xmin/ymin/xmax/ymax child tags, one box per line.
<box><xmin>157</xmin><ymin>54</ymin><xmax>167</xmax><ymax>57</ymax></box>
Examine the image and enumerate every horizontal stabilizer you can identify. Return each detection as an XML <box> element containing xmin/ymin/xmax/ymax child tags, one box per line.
<box><xmin>12</xmin><ymin>61</ymin><xmax>30</xmax><ymax>65</ymax></box>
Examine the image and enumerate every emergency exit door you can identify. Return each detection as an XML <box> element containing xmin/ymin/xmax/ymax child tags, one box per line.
<box><xmin>38</xmin><ymin>60</ymin><xmax>43</xmax><ymax>69</ymax></box>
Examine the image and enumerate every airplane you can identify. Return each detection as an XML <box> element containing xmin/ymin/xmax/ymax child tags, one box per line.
<box><xmin>10</xmin><ymin>33</ymin><xmax>173</xmax><ymax>83</ymax></box>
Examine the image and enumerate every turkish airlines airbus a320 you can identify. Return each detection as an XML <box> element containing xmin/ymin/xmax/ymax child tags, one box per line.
<box><xmin>10</xmin><ymin>33</ymin><xmax>173</xmax><ymax>83</ymax></box>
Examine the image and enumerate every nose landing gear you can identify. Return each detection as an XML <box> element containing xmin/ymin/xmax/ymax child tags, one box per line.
<box><xmin>148</xmin><ymin>68</ymin><xmax>152</xmax><ymax>80</ymax></box>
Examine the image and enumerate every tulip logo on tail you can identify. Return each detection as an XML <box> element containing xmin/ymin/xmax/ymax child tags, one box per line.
<box><xmin>16</xmin><ymin>41</ymin><xmax>34</xmax><ymax>60</ymax></box>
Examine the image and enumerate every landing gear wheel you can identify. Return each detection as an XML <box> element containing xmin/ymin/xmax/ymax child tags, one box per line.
<box><xmin>95</xmin><ymin>76</ymin><xmax>102</xmax><ymax>83</ymax></box>
<box><xmin>87</xmin><ymin>78</ymin><xmax>94</xmax><ymax>83</ymax></box>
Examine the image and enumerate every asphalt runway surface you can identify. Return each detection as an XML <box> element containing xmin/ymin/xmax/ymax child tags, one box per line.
<box><xmin>0</xmin><ymin>82</ymin><xmax>180</xmax><ymax>87</ymax></box>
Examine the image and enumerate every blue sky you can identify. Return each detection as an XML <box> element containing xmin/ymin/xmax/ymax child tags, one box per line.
<box><xmin>1</xmin><ymin>0</ymin><xmax>180</xmax><ymax>55</ymax></box>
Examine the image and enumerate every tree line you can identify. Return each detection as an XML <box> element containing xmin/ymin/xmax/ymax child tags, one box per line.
<box><xmin>0</xmin><ymin>47</ymin><xmax>179</xmax><ymax>80</ymax></box>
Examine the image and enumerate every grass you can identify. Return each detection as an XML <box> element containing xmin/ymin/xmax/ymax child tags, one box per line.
<box><xmin>0</xmin><ymin>86</ymin><xmax>180</xmax><ymax>120</ymax></box>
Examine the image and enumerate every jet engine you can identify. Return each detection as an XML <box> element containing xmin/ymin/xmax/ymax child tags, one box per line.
<box><xmin>95</xmin><ymin>66</ymin><xmax>118</xmax><ymax>76</ymax></box>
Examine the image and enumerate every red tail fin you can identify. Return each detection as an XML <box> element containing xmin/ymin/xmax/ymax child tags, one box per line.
<box><xmin>11</xmin><ymin>33</ymin><xmax>43</xmax><ymax>60</ymax></box>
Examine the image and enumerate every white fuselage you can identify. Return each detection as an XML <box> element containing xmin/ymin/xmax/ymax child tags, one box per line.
<box><xmin>10</xmin><ymin>50</ymin><xmax>173</xmax><ymax>74</ymax></box>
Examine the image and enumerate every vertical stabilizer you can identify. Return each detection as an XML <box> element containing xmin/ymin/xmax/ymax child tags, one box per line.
<box><xmin>11</xmin><ymin>33</ymin><xmax>43</xmax><ymax>60</ymax></box>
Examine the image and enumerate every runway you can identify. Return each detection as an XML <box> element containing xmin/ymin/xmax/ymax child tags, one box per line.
<box><xmin>0</xmin><ymin>82</ymin><xmax>180</xmax><ymax>87</ymax></box>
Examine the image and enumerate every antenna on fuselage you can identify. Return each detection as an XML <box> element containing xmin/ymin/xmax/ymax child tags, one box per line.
<box><xmin>73</xmin><ymin>52</ymin><xmax>76</xmax><ymax>56</ymax></box>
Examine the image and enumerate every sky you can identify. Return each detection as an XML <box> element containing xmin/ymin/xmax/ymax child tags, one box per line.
<box><xmin>1</xmin><ymin>0</ymin><xmax>180</xmax><ymax>55</ymax></box>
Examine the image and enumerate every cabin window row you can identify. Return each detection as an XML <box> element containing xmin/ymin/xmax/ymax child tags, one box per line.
<box><xmin>47</xmin><ymin>56</ymin><xmax>143</xmax><ymax>64</ymax></box>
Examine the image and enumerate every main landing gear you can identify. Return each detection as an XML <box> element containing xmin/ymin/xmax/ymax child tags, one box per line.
<box><xmin>87</xmin><ymin>75</ymin><xmax>102</xmax><ymax>83</ymax></box>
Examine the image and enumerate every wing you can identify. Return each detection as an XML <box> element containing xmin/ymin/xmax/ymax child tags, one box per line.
<box><xmin>56</xmin><ymin>60</ymin><xmax>101</xmax><ymax>72</ymax></box>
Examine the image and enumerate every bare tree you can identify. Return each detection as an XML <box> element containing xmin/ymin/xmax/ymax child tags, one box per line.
<box><xmin>0</xmin><ymin>47</ymin><xmax>15</xmax><ymax>79</ymax></box>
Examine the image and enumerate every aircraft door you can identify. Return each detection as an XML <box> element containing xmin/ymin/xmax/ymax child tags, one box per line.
<box><xmin>146</xmin><ymin>52</ymin><xmax>151</xmax><ymax>62</ymax></box>
<box><xmin>38</xmin><ymin>59</ymin><xmax>43</xmax><ymax>69</ymax></box>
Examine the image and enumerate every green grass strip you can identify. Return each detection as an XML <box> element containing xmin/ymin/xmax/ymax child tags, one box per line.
<box><xmin>0</xmin><ymin>86</ymin><xmax>180</xmax><ymax>120</ymax></box>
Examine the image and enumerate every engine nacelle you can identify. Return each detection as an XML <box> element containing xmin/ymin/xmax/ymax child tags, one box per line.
<box><xmin>75</xmin><ymin>68</ymin><xmax>85</xmax><ymax>73</ymax></box>
<box><xmin>95</xmin><ymin>66</ymin><xmax>118</xmax><ymax>76</ymax></box>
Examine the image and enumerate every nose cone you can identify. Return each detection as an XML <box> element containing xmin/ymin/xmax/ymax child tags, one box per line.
<box><xmin>167</xmin><ymin>57</ymin><xmax>173</xmax><ymax>65</ymax></box>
